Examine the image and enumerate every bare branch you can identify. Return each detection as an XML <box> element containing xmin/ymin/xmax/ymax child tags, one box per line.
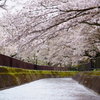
<box><xmin>59</xmin><ymin>6</ymin><xmax>100</xmax><ymax>12</ymax></box>
<box><xmin>80</xmin><ymin>21</ymin><xmax>100</xmax><ymax>26</ymax></box>
<box><xmin>0</xmin><ymin>0</ymin><xmax>7</xmax><ymax>9</ymax></box>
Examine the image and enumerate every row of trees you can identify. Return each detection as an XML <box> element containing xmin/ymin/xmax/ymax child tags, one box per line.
<box><xmin>0</xmin><ymin>0</ymin><xmax>100</xmax><ymax>66</ymax></box>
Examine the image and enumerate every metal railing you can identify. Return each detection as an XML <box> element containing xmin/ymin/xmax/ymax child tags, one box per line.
<box><xmin>78</xmin><ymin>57</ymin><xmax>100</xmax><ymax>71</ymax></box>
<box><xmin>0</xmin><ymin>54</ymin><xmax>68</xmax><ymax>71</ymax></box>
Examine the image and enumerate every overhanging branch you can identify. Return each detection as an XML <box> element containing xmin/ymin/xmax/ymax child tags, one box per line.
<box><xmin>80</xmin><ymin>21</ymin><xmax>100</xmax><ymax>26</ymax></box>
<box><xmin>0</xmin><ymin>0</ymin><xmax>7</xmax><ymax>9</ymax></box>
<box><xmin>59</xmin><ymin>6</ymin><xmax>100</xmax><ymax>12</ymax></box>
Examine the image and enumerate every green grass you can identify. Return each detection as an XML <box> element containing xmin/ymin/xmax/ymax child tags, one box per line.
<box><xmin>0</xmin><ymin>66</ymin><xmax>77</xmax><ymax>77</ymax></box>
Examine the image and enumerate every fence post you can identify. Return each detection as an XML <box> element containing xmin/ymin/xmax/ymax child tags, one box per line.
<box><xmin>10</xmin><ymin>57</ymin><xmax>12</xmax><ymax>67</ymax></box>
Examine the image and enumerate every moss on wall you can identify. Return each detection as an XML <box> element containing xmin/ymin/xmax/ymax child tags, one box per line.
<box><xmin>74</xmin><ymin>71</ymin><xmax>100</xmax><ymax>76</ymax></box>
<box><xmin>0</xmin><ymin>66</ymin><xmax>77</xmax><ymax>90</ymax></box>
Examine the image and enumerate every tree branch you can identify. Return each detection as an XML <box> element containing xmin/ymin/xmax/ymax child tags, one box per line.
<box><xmin>80</xmin><ymin>21</ymin><xmax>100</xmax><ymax>26</ymax></box>
<box><xmin>0</xmin><ymin>0</ymin><xmax>7</xmax><ymax>9</ymax></box>
<box><xmin>59</xmin><ymin>6</ymin><xmax>100</xmax><ymax>12</ymax></box>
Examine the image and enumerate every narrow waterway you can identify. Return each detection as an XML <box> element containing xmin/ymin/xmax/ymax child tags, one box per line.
<box><xmin>0</xmin><ymin>78</ymin><xmax>100</xmax><ymax>100</ymax></box>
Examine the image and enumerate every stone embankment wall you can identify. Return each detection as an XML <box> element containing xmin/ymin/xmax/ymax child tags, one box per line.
<box><xmin>73</xmin><ymin>71</ymin><xmax>100</xmax><ymax>95</ymax></box>
<box><xmin>0</xmin><ymin>66</ymin><xmax>77</xmax><ymax>90</ymax></box>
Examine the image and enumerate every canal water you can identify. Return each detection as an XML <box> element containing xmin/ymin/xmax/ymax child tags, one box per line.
<box><xmin>0</xmin><ymin>78</ymin><xmax>100</xmax><ymax>100</ymax></box>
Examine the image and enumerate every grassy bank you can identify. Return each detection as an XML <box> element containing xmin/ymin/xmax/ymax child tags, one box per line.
<box><xmin>0</xmin><ymin>66</ymin><xmax>77</xmax><ymax>77</ymax></box>
<box><xmin>76</xmin><ymin>71</ymin><xmax>100</xmax><ymax>76</ymax></box>
<box><xmin>0</xmin><ymin>66</ymin><xmax>77</xmax><ymax>89</ymax></box>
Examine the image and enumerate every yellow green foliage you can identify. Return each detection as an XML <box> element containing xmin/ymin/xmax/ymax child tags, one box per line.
<box><xmin>0</xmin><ymin>66</ymin><xmax>77</xmax><ymax>77</ymax></box>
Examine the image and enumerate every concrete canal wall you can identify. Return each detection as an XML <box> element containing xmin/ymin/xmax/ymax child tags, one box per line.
<box><xmin>0</xmin><ymin>66</ymin><xmax>77</xmax><ymax>90</ymax></box>
<box><xmin>73</xmin><ymin>71</ymin><xmax>100</xmax><ymax>95</ymax></box>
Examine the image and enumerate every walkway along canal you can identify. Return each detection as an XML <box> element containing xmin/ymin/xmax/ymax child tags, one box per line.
<box><xmin>0</xmin><ymin>78</ymin><xmax>100</xmax><ymax>100</ymax></box>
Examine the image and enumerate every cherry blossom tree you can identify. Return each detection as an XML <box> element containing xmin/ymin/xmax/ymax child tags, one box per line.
<box><xmin>0</xmin><ymin>0</ymin><xmax>100</xmax><ymax>65</ymax></box>
<box><xmin>0</xmin><ymin>0</ymin><xmax>7</xmax><ymax>9</ymax></box>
